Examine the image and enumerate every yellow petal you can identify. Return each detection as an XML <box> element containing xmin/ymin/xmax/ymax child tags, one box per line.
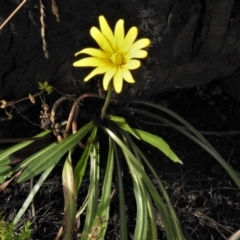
<box><xmin>128</xmin><ymin>38</ymin><xmax>150</xmax><ymax>52</ymax></box>
<box><xmin>84</xmin><ymin>65</ymin><xmax>111</xmax><ymax>81</ymax></box>
<box><xmin>122</xmin><ymin>68</ymin><xmax>135</xmax><ymax>83</ymax></box>
<box><xmin>124</xmin><ymin>59</ymin><xmax>141</xmax><ymax>70</ymax></box>
<box><xmin>99</xmin><ymin>16</ymin><xmax>115</xmax><ymax>46</ymax></box>
<box><xmin>73</xmin><ymin>57</ymin><xmax>106</xmax><ymax>67</ymax></box>
<box><xmin>121</xmin><ymin>27</ymin><xmax>138</xmax><ymax>53</ymax></box>
<box><xmin>113</xmin><ymin>68</ymin><xmax>123</xmax><ymax>93</ymax></box>
<box><xmin>103</xmin><ymin>68</ymin><xmax>116</xmax><ymax>90</ymax></box>
<box><xmin>114</xmin><ymin>19</ymin><xmax>124</xmax><ymax>47</ymax></box>
<box><xmin>126</xmin><ymin>50</ymin><xmax>148</xmax><ymax>59</ymax></box>
<box><xmin>90</xmin><ymin>27</ymin><xmax>113</xmax><ymax>54</ymax></box>
<box><xmin>75</xmin><ymin>48</ymin><xmax>109</xmax><ymax>58</ymax></box>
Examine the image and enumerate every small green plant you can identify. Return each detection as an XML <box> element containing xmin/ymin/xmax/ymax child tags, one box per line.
<box><xmin>0</xmin><ymin>214</ymin><xmax>32</xmax><ymax>240</ymax></box>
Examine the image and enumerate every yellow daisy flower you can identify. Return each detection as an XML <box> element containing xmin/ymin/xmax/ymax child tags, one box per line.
<box><xmin>73</xmin><ymin>15</ymin><xmax>150</xmax><ymax>93</ymax></box>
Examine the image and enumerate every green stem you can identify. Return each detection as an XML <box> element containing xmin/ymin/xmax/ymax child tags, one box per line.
<box><xmin>101</xmin><ymin>83</ymin><xmax>112</xmax><ymax>120</ymax></box>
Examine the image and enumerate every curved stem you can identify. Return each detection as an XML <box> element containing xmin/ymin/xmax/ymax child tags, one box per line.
<box><xmin>101</xmin><ymin>83</ymin><xmax>112</xmax><ymax>120</ymax></box>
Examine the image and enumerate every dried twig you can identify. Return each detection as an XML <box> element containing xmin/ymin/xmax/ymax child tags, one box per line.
<box><xmin>0</xmin><ymin>0</ymin><xmax>27</xmax><ymax>31</ymax></box>
<box><xmin>51</xmin><ymin>0</ymin><xmax>60</xmax><ymax>22</ymax></box>
<box><xmin>64</xmin><ymin>93</ymin><xmax>102</xmax><ymax>139</ymax></box>
<box><xmin>50</xmin><ymin>95</ymin><xmax>76</xmax><ymax>141</ymax></box>
<box><xmin>30</xmin><ymin>178</ymin><xmax>36</xmax><ymax>218</ymax></box>
<box><xmin>39</xmin><ymin>0</ymin><xmax>49</xmax><ymax>59</ymax></box>
<box><xmin>228</xmin><ymin>230</ymin><xmax>240</xmax><ymax>240</ymax></box>
<box><xmin>0</xmin><ymin>91</ymin><xmax>44</xmax><ymax>109</ymax></box>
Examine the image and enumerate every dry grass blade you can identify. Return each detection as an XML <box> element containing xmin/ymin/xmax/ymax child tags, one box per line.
<box><xmin>51</xmin><ymin>0</ymin><xmax>60</xmax><ymax>22</ymax></box>
<box><xmin>39</xmin><ymin>0</ymin><xmax>49</xmax><ymax>59</ymax></box>
<box><xmin>0</xmin><ymin>0</ymin><xmax>27</xmax><ymax>31</ymax></box>
<box><xmin>13</xmin><ymin>165</ymin><xmax>55</xmax><ymax>226</ymax></box>
<box><xmin>192</xmin><ymin>208</ymin><xmax>233</xmax><ymax>239</ymax></box>
<box><xmin>228</xmin><ymin>230</ymin><xmax>240</xmax><ymax>240</ymax></box>
<box><xmin>0</xmin><ymin>171</ymin><xmax>22</xmax><ymax>191</ymax></box>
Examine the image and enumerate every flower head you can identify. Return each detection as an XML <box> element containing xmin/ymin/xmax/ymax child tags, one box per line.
<box><xmin>73</xmin><ymin>15</ymin><xmax>150</xmax><ymax>93</ymax></box>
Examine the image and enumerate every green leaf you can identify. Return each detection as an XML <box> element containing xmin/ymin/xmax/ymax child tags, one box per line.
<box><xmin>108</xmin><ymin>114</ymin><xmax>181</xmax><ymax>163</ymax></box>
<box><xmin>74</xmin><ymin>126</ymin><xmax>98</xmax><ymax>192</ymax></box>
<box><xmin>92</xmin><ymin>137</ymin><xmax>114</xmax><ymax>239</ymax></box>
<box><xmin>127</xmin><ymin>107</ymin><xmax>240</xmax><ymax>189</ymax></box>
<box><xmin>0</xmin><ymin>130</ymin><xmax>51</xmax><ymax>164</ymax></box>
<box><xmin>0</xmin><ymin>157</ymin><xmax>10</xmax><ymax>166</ymax></box>
<box><xmin>0</xmin><ymin>166</ymin><xmax>12</xmax><ymax>184</ymax></box>
<box><xmin>128</xmin><ymin>135</ymin><xmax>185</xmax><ymax>239</ymax></box>
<box><xmin>146</xmin><ymin>194</ymin><xmax>158</xmax><ymax>240</ymax></box>
<box><xmin>13</xmin><ymin>142</ymin><xmax>58</xmax><ymax>174</ymax></box>
<box><xmin>62</xmin><ymin>149</ymin><xmax>77</xmax><ymax>240</ymax></box>
<box><xmin>81</xmin><ymin>140</ymin><xmax>100</xmax><ymax>240</ymax></box>
<box><xmin>125</xmin><ymin>126</ymin><xmax>182</xmax><ymax>164</ymax></box>
<box><xmin>113</xmin><ymin>142</ymin><xmax>128</xmax><ymax>239</ymax></box>
<box><xmin>17</xmin><ymin>121</ymin><xmax>94</xmax><ymax>182</ymax></box>
<box><xmin>121</xmin><ymin>138</ymin><xmax>148</xmax><ymax>240</ymax></box>
<box><xmin>38</xmin><ymin>81</ymin><xmax>53</xmax><ymax>94</ymax></box>
<box><xmin>101</xmin><ymin>125</ymin><xmax>184</xmax><ymax>239</ymax></box>
<box><xmin>13</xmin><ymin>165</ymin><xmax>54</xmax><ymax>226</ymax></box>
<box><xmin>136</xmin><ymin>128</ymin><xmax>182</xmax><ymax>164</ymax></box>
<box><xmin>129</xmin><ymin>100</ymin><xmax>209</xmax><ymax>146</ymax></box>
<box><xmin>108</xmin><ymin>114</ymin><xmax>140</xmax><ymax>139</ymax></box>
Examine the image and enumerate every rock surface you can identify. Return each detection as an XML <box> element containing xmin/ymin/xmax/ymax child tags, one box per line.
<box><xmin>0</xmin><ymin>0</ymin><xmax>240</xmax><ymax>104</ymax></box>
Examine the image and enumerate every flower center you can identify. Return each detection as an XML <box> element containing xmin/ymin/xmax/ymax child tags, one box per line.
<box><xmin>110</xmin><ymin>52</ymin><xmax>126</xmax><ymax>66</ymax></box>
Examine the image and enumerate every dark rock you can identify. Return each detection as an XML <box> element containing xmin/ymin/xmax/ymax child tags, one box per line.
<box><xmin>0</xmin><ymin>0</ymin><xmax>240</xmax><ymax>104</ymax></box>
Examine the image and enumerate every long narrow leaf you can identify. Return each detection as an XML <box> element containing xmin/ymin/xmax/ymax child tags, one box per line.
<box><xmin>134</xmin><ymin>129</ymin><xmax>182</xmax><ymax>163</ymax></box>
<box><xmin>81</xmin><ymin>140</ymin><xmax>100</xmax><ymax>239</ymax></box>
<box><xmin>13</xmin><ymin>164</ymin><xmax>55</xmax><ymax>226</ymax></box>
<box><xmin>107</xmin><ymin>115</ymin><xmax>140</xmax><ymax>139</ymax></box>
<box><xmin>115</xmin><ymin>120</ymin><xmax>182</xmax><ymax>164</ymax></box>
<box><xmin>101</xmin><ymin>125</ymin><xmax>182</xmax><ymax>239</ymax></box>
<box><xmin>13</xmin><ymin>142</ymin><xmax>58</xmax><ymax>173</ymax></box>
<box><xmin>122</xmin><ymin>133</ymin><xmax>158</xmax><ymax>239</ymax></box>
<box><xmin>76</xmin><ymin>192</ymin><xmax>89</xmax><ymax>218</ymax></box>
<box><xmin>128</xmin><ymin>109</ymin><xmax>240</xmax><ymax>189</ymax></box>
<box><xmin>62</xmin><ymin>149</ymin><xmax>77</xmax><ymax>240</ymax></box>
<box><xmin>113</xmin><ymin>142</ymin><xmax>128</xmax><ymax>239</ymax></box>
<box><xmin>129</xmin><ymin>100</ymin><xmax>210</xmax><ymax>147</ymax></box>
<box><xmin>128</xmin><ymin>135</ymin><xmax>185</xmax><ymax>239</ymax></box>
<box><xmin>146</xmin><ymin>193</ymin><xmax>158</xmax><ymax>240</ymax></box>
<box><xmin>74</xmin><ymin>126</ymin><xmax>97</xmax><ymax>192</ymax></box>
<box><xmin>0</xmin><ymin>130</ymin><xmax>51</xmax><ymax>163</ymax></box>
<box><xmin>0</xmin><ymin>166</ymin><xmax>13</xmax><ymax>184</ymax></box>
<box><xmin>92</xmin><ymin>137</ymin><xmax>114</xmax><ymax>239</ymax></box>
<box><xmin>121</xmin><ymin>133</ymin><xmax>148</xmax><ymax>240</ymax></box>
<box><xmin>17</xmin><ymin>121</ymin><xmax>94</xmax><ymax>182</ymax></box>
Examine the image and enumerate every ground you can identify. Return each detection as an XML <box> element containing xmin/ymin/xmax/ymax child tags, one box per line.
<box><xmin>0</xmin><ymin>78</ymin><xmax>240</xmax><ymax>240</ymax></box>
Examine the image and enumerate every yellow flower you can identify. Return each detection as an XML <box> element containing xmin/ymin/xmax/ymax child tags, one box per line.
<box><xmin>73</xmin><ymin>15</ymin><xmax>150</xmax><ymax>93</ymax></box>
